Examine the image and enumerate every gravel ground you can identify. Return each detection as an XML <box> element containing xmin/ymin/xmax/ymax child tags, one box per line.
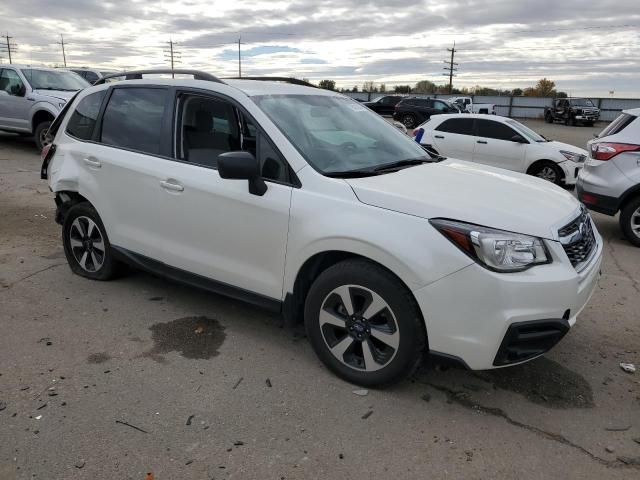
<box><xmin>0</xmin><ymin>122</ymin><xmax>639</xmax><ymax>479</ymax></box>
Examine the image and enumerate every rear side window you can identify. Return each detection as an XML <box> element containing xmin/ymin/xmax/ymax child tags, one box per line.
<box><xmin>598</xmin><ymin>113</ymin><xmax>636</xmax><ymax>138</ymax></box>
<box><xmin>100</xmin><ymin>88</ymin><xmax>167</xmax><ymax>155</ymax></box>
<box><xmin>66</xmin><ymin>90</ymin><xmax>106</xmax><ymax>140</ymax></box>
<box><xmin>436</xmin><ymin>118</ymin><xmax>474</xmax><ymax>135</ymax></box>
<box><xmin>476</xmin><ymin>119</ymin><xmax>516</xmax><ymax>141</ymax></box>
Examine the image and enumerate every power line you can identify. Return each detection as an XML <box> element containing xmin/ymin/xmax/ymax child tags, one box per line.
<box><xmin>443</xmin><ymin>42</ymin><xmax>458</xmax><ymax>94</ymax></box>
<box><xmin>164</xmin><ymin>39</ymin><xmax>182</xmax><ymax>78</ymax></box>
<box><xmin>1</xmin><ymin>33</ymin><xmax>17</xmax><ymax>64</ymax></box>
<box><xmin>56</xmin><ymin>34</ymin><xmax>67</xmax><ymax>67</ymax></box>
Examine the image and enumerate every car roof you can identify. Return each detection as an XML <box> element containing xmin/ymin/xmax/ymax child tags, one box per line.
<box><xmin>0</xmin><ymin>64</ymin><xmax>62</xmax><ymax>72</ymax></box>
<box><xmin>623</xmin><ymin>107</ymin><xmax>640</xmax><ymax>116</ymax></box>
<box><xmin>430</xmin><ymin>113</ymin><xmax>510</xmax><ymax>122</ymax></box>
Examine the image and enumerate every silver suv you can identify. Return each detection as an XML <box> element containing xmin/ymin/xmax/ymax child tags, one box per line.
<box><xmin>0</xmin><ymin>65</ymin><xmax>89</xmax><ymax>150</ymax></box>
<box><xmin>577</xmin><ymin>109</ymin><xmax>640</xmax><ymax>246</ymax></box>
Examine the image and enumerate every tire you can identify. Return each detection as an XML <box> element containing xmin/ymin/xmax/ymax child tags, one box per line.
<box><xmin>584</xmin><ymin>121</ymin><xmax>594</xmax><ymax>127</ymax></box>
<box><xmin>62</xmin><ymin>202</ymin><xmax>121</xmax><ymax>280</ymax></box>
<box><xmin>544</xmin><ymin>113</ymin><xmax>553</xmax><ymax>123</ymax></box>
<box><xmin>401</xmin><ymin>114</ymin><xmax>416</xmax><ymax>129</ymax></box>
<box><xmin>529</xmin><ymin>161</ymin><xmax>564</xmax><ymax>185</ymax></box>
<box><xmin>33</xmin><ymin>120</ymin><xmax>52</xmax><ymax>152</ymax></box>
<box><xmin>304</xmin><ymin>259</ymin><xmax>426</xmax><ymax>387</ymax></box>
<box><xmin>564</xmin><ymin>115</ymin><xmax>571</xmax><ymax>126</ymax></box>
<box><xmin>620</xmin><ymin>196</ymin><xmax>640</xmax><ymax>247</ymax></box>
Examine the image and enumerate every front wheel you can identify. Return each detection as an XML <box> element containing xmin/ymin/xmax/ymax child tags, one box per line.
<box><xmin>401</xmin><ymin>114</ymin><xmax>417</xmax><ymax>129</ymax></box>
<box><xmin>620</xmin><ymin>197</ymin><xmax>640</xmax><ymax>247</ymax></box>
<box><xmin>545</xmin><ymin>113</ymin><xmax>553</xmax><ymax>123</ymax></box>
<box><xmin>34</xmin><ymin>120</ymin><xmax>52</xmax><ymax>151</ymax></box>
<box><xmin>304</xmin><ymin>259</ymin><xmax>426</xmax><ymax>387</ymax></box>
<box><xmin>529</xmin><ymin>161</ymin><xmax>564</xmax><ymax>185</ymax></box>
<box><xmin>62</xmin><ymin>203</ymin><xmax>122</xmax><ymax>280</ymax></box>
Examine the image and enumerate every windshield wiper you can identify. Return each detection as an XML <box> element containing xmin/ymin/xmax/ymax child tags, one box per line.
<box><xmin>372</xmin><ymin>158</ymin><xmax>433</xmax><ymax>172</ymax></box>
<box><xmin>35</xmin><ymin>87</ymin><xmax>75</xmax><ymax>91</ymax></box>
<box><xmin>324</xmin><ymin>169</ymin><xmax>382</xmax><ymax>178</ymax></box>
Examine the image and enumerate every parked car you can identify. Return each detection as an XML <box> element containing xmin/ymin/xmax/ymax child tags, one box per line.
<box><xmin>414</xmin><ymin>114</ymin><xmax>587</xmax><ymax>186</ymax></box>
<box><xmin>545</xmin><ymin>98</ymin><xmax>600</xmax><ymax>126</ymax></box>
<box><xmin>363</xmin><ymin>95</ymin><xmax>404</xmax><ymax>115</ymax></box>
<box><xmin>0</xmin><ymin>64</ymin><xmax>89</xmax><ymax>149</ymax></box>
<box><xmin>41</xmin><ymin>70</ymin><xmax>602</xmax><ymax>386</ymax></box>
<box><xmin>66</xmin><ymin>68</ymin><xmax>119</xmax><ymax>84</ymax></box>
<box><xmin>450</xmin><ymin>96</ymin><xmax>496</xmax><ymax>115</ymax></box>
<box><xmin>577</xmin><ymin>109</ymin><xmax>640</xmax><ymax>246</ymax></box>
<box><xmin>392</xmin><ymin>97</ymin><xmax>459</xmax><ymax>128</ymax></box>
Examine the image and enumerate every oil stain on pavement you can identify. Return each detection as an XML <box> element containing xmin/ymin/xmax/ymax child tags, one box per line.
<box><xmin>87</xmin><ymin>352</ymin><xmax>111</xmax><ymax>364</ymax></box>
<box><xmin>142</xmin><ymin>316</ymin><xmax>226</xmax><ymax>362</ymax></box>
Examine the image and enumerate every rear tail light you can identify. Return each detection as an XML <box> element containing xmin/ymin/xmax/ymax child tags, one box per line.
<box><xmin>40</xmin><ymin>143</ymin><xmax>52</xmax><ymax>161</ymax></box>
<box><xmin>40</xmin><ymin>144</ymin><xmax>57</xmax><ymax>180</ymax></box>
<box><xmin>590</xmin><ymin>142</ymin><xmax>640</xmax><ymax>161</ymax></box>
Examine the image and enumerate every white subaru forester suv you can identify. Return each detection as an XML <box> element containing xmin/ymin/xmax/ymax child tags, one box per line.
<box><xmin>41</xmin><ymin>70</ymin><xmax>603</xmax><ymax>386</ymax></box>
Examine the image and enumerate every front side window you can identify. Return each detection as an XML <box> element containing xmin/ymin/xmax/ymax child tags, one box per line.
<box><xmin>20</xmin><ymin>69</ymin><xmax>88</xmax><ymax>91</ymax></box>
<box><xmin>83</xmin><ymin>71</ymin><xmax>99</xmax><ymax>84</ymax></box>
<box><xmin>66</xmin><ymin>90</ymin><xmax>107</xmax><ymax>140</ymax></box>
<box><xmin>436</xmin><ymin>118</ymin><xmax>474</xmax><ymax>135</ymax></box>
<box><xmin>253</xmin><ymin>94</ymin><xmax>430</xmax><ymax>174</ymax></box>
<box><xmin>101</xmin><ymin>87</ymin><xmax>167</xmax><ymax>154</ymax></box>
<box><xmin>0</xmin><ymin>69</ymin><xmax>25</xmax><ymax>95</ymax></box>
<box><xmin>433</xmin><ymin>101</ymin><xmax>451</xmax><ymax>112</ymax></box>
<box><xmin>476</xmin><ymin>119</ymin><xmax>517</xmax><ymax>141</ymax></box>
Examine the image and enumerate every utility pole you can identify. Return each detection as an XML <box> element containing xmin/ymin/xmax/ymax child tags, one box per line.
<box><xmin>1</xmin><ymin>33</ymin><xmax>17</xmax><ymax>64</ymax></box>
<box><xmin>164</xmin><ymin>39</ymin><xmax>181</xmax><ymax>78</ymax></box>
<box><xmin>57</xmin><ymin>34</ymin><xmax>67</xmax><ymax>67</ymax></box>
<box><xmin>443</xmin><ymin>41</ymin><xmax>458</xmax><ymax>94</ymax></box>
<box><xmin>238</xmin><ymin>36</ymin><xmax>242</xmax><ymax>77</ymax></box>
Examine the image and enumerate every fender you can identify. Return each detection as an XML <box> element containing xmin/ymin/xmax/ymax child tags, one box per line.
<box><xmin>618</xmin><ymin>183</ymin><xmax>640</xmax><ymax>211</ymax></box>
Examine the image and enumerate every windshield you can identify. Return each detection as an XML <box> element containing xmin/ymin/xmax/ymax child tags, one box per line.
<box><xmin>21</xmin><ymin>69</ymin><xmax>89</xmax><ymax>91</ymax></box>
<box><xmin>570</xmin><ymin>98</ymin><xmax>595</xmax><ymax>107</ymax></box>
<box><xmin>253</xmin><ymin>94</ymin><xmax>430</xmax><ymax>174</ymax></box>
<box><xmin>506</xmin><ymin>119</ymin><xmax>547</xmax><ymax>142</ymax></box>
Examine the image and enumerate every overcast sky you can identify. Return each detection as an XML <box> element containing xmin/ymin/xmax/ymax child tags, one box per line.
<box><xmin>1</xmin><ymin>0</ymin><xmax>639</xmax><ymax>96</ymax></box>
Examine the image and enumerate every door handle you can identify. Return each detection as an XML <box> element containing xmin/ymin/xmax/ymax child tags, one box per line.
<box><xmin>160</xmin><ymin>180</ymin><xmax>184</xmax><ymax>192</ymax></box>
<box><xmin>477</xmin><ymin>140</ymin><xmax>488</xmax><ymax>144</ymax></box>
<box><xmin>83</xmin><ymin>157</ymin><xmax>101</xmax><ymax>168</ymax></box>
<box><xmin>434</xmin><ymin>135</ymin><xmax>445</xmax><ymax>139</ymax></box>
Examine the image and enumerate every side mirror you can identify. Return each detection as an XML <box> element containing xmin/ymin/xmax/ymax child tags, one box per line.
<box><xmin>10</xmin><ymin>84</ymin><xmax>25</xmax><ymax>96</ymax></box>
<box><xmin>217</xmin><ymin>151</ymin><xmax>267</xmax><ymax>196</ymax></box>
<box><xmin>510</xmin><ymin>134</ymin><xmax>527</xmax><ymax>144</ymax></box>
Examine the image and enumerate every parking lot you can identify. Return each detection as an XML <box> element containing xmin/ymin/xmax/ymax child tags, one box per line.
<box><xmin>0</xmin><ymin>120</ymin><xmax>638</xmax><ymax>479</ymax></box>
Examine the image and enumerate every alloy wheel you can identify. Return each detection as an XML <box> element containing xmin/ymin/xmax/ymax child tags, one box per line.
<box><xmin>631</xmin><ymin>207</ymin><xmax>640</xmax><ymax>238</ymax></box>
<box><xmin>402</xmin><ymin>115</ymin><xmax>415</xmax><ymax>128</ymax></box>
<box><xmin>69</xmin><ymin>216</ymin><xmax>105</xmax><ymax>272</ymax></box>
<box><xmin>319</xmin><ymin>285</ymin><xmax>399</xmax><ymax>372</ymax></box>
<box><xmin>536</xmin><ymin>166</ymin><xmax>557</xmax><ymax>183</ymax></box>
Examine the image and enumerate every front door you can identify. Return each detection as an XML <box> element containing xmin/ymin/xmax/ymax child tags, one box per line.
<box><xmin>158</xmin><ymin>91</ymin><xmax>293</xmax><ymax>300</ymax></box>
<box><xmin>473</xmin><ymin>119</ymin><xmax>527</xmax><ymax>172</ymax></box>
<box><xmin>431</xmin><ymin>117</ymin><xmax>476</xmax><ymax>160</ymax></box>
<box><xmin>0</xmin><ymin>68</ymin><xmax>31</xmax><ymax>132</ymax></box>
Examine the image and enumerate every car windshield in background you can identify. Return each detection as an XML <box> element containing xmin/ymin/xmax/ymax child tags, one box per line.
<box><xmin>21</xmin><ymin>69</ymin><xmax>89</xmax><ymax>91</ymax></box>
<box><xmin>506</xmin><ymin>119</ymin><xmax>547</xmax><ymax>142</ymax></box>
<box><xmin>253</xmin><ymin>94</ymin><xmax>430</xmax><ymax>175</ymax></box>
<box><xmin>571</xmin><ymin>98</ymin><xmax>595</xmax><ymax>107</ymax></box>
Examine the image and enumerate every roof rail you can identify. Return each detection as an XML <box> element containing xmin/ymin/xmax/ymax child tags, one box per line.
<box><xmin>94</xmin><ymin>69</ymin><xmax>226</xmax><ymax>85</ymax></box>
<box><xmin>225</xmin><ymin>76</ymin><xmax>317</xmax><ymax>88</ymax></box>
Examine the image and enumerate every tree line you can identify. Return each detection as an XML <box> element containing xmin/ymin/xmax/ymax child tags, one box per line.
<box><xmin>315</xmin><ymin>78</ymin><xmax>567</xmax><ymax>98</ymax></box>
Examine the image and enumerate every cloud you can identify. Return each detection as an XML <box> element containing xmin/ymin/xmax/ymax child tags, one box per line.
<box><xmin>0</xmin><ymin>0</ymin><xmax>639</xmax><ymax>95</ymax></box>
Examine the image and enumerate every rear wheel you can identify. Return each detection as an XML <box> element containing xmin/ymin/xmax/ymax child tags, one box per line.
<box><xmin>62</xmin><ymin>203</ymin><xmax>122</xmax><ymax>280</ymax></box>
<box><xmin>544</xmin><ymin>113</ymin><xmax>553</xmax><ymax>123</ymax></box>
<box><xmin>34</xmin><ymin>120</ymin><xmax>52</xmax><ymax>151</ymax></box>
<box><xmin>529</xmin><ymin>161</ymin><xmax>564</xmax><ymax>185</ymax></box>
<box><xmin>304</xmin><ymin>259</ymin><xmax>426</xmax><ymax>387</ymax></box>
<box><xmin>401</xmin><ymin>114</ymin><xmax>417</xmax><ymax>129</ymax></box>
<box><xmin>620</xmin><ymin>197</ymin><xmax>640</xmax><ymax>247</ymax></box>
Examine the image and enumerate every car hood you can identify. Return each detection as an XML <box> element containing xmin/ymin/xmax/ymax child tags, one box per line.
<box><xmin>546</xmin><ymin>141</ymin><xmax>589</xmax><ymax>156</ymax></box>
<box><xmin>33</xmin><ymin>90</ymin><xmax>77</xmax><ymax>102</ymax></box>
<box><xmin>346</xmin><ymin>159</ymin><xmax>580</xmax><ymax>240</ymax></box>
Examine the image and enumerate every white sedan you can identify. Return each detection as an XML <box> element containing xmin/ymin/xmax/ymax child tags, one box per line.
<box><xmin>414</xmin><ymin>114</ymin><xmax>588</xmax><ymax>186</ymax></box>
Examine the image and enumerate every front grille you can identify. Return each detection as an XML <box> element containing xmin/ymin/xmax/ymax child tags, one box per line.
<box><xmin>559</xmin><ymin>208</ymin><xmax>597</xmax><ymax>269</ymax></box>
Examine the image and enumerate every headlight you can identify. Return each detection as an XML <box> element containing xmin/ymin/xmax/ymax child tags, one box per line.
<box><xmin>560</xmin><ymin>150</ymin><xmax>585</xmax><ymax>163</ymax></box>
<box><xmin>430</xmin><ymin>219</ymin><xmax>551</xmax><ymax>272</ymax></box>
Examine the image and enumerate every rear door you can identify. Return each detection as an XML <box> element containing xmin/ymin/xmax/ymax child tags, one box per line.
<box><xmin>430</xmin><ymin>117</ymin><xmax>476</xmax><ymax>160</ymax></box>
<box><xmin>473</xmin><ymin>118</ymin><xmax>527</xmax><ymax>172</ymax></box>
<box><xmin>74</xmin><ymin>85</ymin><xmax>171</xmax><ymax>260</ymax></box>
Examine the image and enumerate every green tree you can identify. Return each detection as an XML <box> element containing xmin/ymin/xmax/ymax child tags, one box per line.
<box><xmin>319</xmin><ymin>79</ymin><xmax>336</xmax><ymax>91</ymax></box>
<box><xmin>511</xmin><ymin>88</ymin><xmax>523</xmax><ymax>96</ymax></box>
<box><xmin>379</xmin><ymin>83</ymin><xmax>386</xmax><ymax>93</ymax></box>
<box><xmin>413</xmin><ymin>80</ymin><xmax>436</xmax><ymax>94</ymax></box>
<box><xmin>534</xmin><ymin>78</ymin><xmax>556</xmax><ymax>97</ymax></box>
<box><xmin>351</xmin><ymin>85</ymin><xmax>359</xmax><ymax>93</ymax></box>
<box><xmin>556</xmin><ymin>91</ymin><xmax>568</xmax><ymax>98</ymax></box>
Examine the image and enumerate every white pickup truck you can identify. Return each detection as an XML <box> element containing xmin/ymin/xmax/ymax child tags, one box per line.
<box><xmin>450</xmin><ymin>96</ymin><xmax>496</xmax><ymax>115</ymax></box>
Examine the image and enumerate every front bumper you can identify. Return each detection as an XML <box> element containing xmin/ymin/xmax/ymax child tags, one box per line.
<box><xmin>413</xmin><ymin>235</ymin><xmax>603</xmax><ymax>370</ymax></box>
<box><xmin>559</xmin><ymin>160</ymin><xmax>583</xmax><ymax>185</ymax></box>
<box><xmin>575</xmin><ymin>115</ymin><xmax>599</xmax><ymax>121</ymax></box>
